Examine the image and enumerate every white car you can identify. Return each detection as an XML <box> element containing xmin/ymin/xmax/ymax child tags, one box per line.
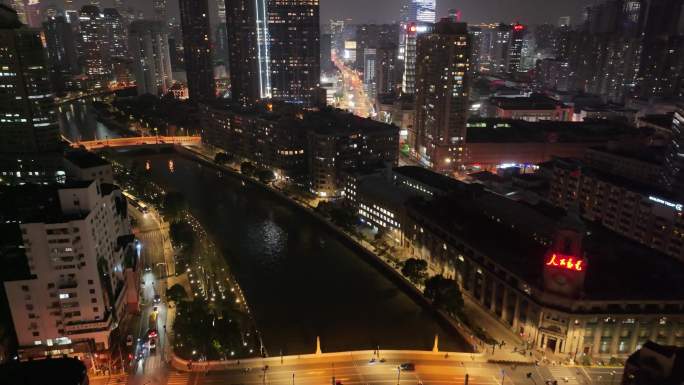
<box><xmin>126</xmin><ymin>335</ymin><xmax>133</xmax><ymax>347</ymax></box>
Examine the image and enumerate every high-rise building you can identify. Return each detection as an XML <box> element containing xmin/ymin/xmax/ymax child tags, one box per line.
<box><xmin>129</xmin><ymin>20</ymin><xmax>173</xmax><ymax>96</ymax></box>
<box><xmin>152</xmin><ymin>0</ymin><xmax>166</xmax><ymax>22</ymax></box>
<box><xmin>412</xmin><ymin>19</ymin><xmax>470</xmax><ymax>173</ymax></box>
<box><xmin>2</xmin><ymin>175</ymin><xmax>135</xmax><ymax>357</ymax></box>
<box><xmin>78</xmin><ymin>5</ymin><xmax>110</xmax><ymax>89</ymax></box>
<box><xmin>216</xmin><ymin>0</ymin><xmax>226</xmax><ymax>24</ymax></box>
<box><xmin>329</xmin><ymin>19</ymin><xmax>344</xmax><ymax>53</ymax></box>
<box><xmin>320</xmin><ymin>32</ymin><xmax>333</xmax><ymax>72</ymax></box>
<box><xmin>102</xmin><ymin>8</ymin><xmax>127</xmax><ymax>59</ymax></box>
<box><xmin>43</xmin><ymin>15</ymin><xmax>80</xmax><ymax>96</ymax></box>
<box><xmin>167</xmin><ymin>20</ymin><xmax>184</xmax><ymax>71</ymax></box>
<box><xmin>225</xmin><ymin>0</ymin><xmax>270</xmax><ymax>104</ymax></box>
<box><xmin>267</xmin><ymin>0</ymin><xmax>320</xmax><ymax>105</ymax></box>
<box><xmin>506</xmin><ymin>23</ymin><xmax>525</xmax><ymax>73</ymax></box>
<box><xmin>0</xmin><ymin>5</ymin><xmax>60</xmax><ymax>154</ymax></box>
<box><xmin>401</xmin><ymin>22</ymin><xmax>432</xmax><ymax>94</ymax></box>
<box><xmin>178</xmin><ymin>0</ymin><xmax>214</xmax><ymax>101</ymax></box>
<box><xmin>402</xmin><ymin>0</ymin><xmax>437</xmax><ymax>24</ymax></box>
<box><xmin>354</xmin><ymin>24</ymin><xmax>399</xmax><ymax>72</ymax></box>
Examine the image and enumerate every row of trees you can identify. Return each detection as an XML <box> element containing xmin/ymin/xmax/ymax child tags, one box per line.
<box><xmin>401</xmin><ymin>258</ymin><xmax>465</xmax><ymax>318</ymax></box>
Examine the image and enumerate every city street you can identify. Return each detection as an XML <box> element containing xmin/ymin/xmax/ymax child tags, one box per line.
<box><xmin>333</xmin><ymin>56</ymin><xmax>374</xmax><ymax>118</ymax></box>
<box><xmin>173</xmin><ymin>352</ymin><xmax>623</xmax><ymax>385</ymax></box>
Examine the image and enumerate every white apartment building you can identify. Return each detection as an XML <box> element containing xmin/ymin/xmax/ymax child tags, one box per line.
<box><xmin>3</xmin><ymin>179</ymin><xmax>134</xmax><ymax>358</ymax></box>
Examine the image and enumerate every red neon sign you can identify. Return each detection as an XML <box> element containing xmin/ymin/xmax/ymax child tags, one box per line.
<box><xmin>546</xmin><ymin>253</ymin><xmax>584</xmax><ymax>272</ymax></box>
<box><xmin>513</xmin><ymin>24</ymin><xmax>525</xmax><ymax>31</ymax></box>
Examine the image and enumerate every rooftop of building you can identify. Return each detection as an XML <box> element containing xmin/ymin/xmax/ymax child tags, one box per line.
<box><xmin>357</xmin><ymin>172</ymin><xmax>419</xmax><ymax>208</ymax></box>
<box><xmin>64</xmin><ymin>150</ymin><xmax>110</xmax><ymax>169</ymax></box>
<box><xmin>586</xmin><ymin>144</ymin><xmax>665</xmax><ymax>166</ymax></box>
<box><xmin>307</xmin><ymin>108</ymin><xmax>399</xmax><ymax>136</ymax></box>
<box><xmin>466</xmin><ymin>118</ymin><xmax>638</xmax><ymax>143</ymax></box>
<box><xmin>408</xmin><ymin>187</ymin><xmax>684</xmax><ymax>301</ymax></box>
<box><xmin>394</xmin><ymin>166</ymin><xmax>472</xmax><ymax>194</ymax></box>
<box><xmin>0</xmin><ymin>357</ymin><xmax>87</xmax><ymax>385</ymax></box>
<box><xmin>639</xmin><ymin>113</ymin><xmax>674</xmax><ymax>129</ymax></box>
<box><xmin>0</xmin><ymin>181</ymin><xmax>120</xmax><ymax>224</ymax></box>
<box><xmin>489</xmin><ymin>93</ymin><xmax>568</xmax><ymax>110</ymax></box>
<box><xmin>552</xmin><ymin>157</ymin><xmax>674</xmax><ymax>199</ymax></box>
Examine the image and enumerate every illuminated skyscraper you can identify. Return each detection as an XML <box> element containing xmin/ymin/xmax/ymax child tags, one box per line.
<box><xmin>0</xmin><ymin>4</ymin><xmax>60</xmax><ymax>153</ymax></box>
<box><xmin>129</xmin><ymin>20</ymin><xmax>173</xmax><ymax>95</ymax></box>
<box><xmin>402</xmin><ymin>0</ymin><xmax>437</xmax><ymax>24</ymax></box>
<box><xmin>44</xmin><ymin>14</ymin><xmax>79</xmax><ymax>96</ymax></box>
<box><xmin>267</xmin><ymin>0</ymin><xmax>320</xmax><ymax>105</ymax></box>
<box><xmin>103</xmin><ymin>8</ymin><xmax>127</xmax><ymax>59</ymax></box>
<box><xmin>412</xmin><ymin>19</ymin><xmax>470</xmax><ymax>173</ymax></box>
<box><xmin>179</xmin><ymin>0</ymin><xmax>215</xmax><ymax>101</ymax></box>
<box><xmin>225</xmin><ymin>0</ymin><xmax>270</xmax><ymax>104</ymax></box>
<box><xmin>216</xmin><ymin>0</ymin><xmax>226</xmax><ymax>23</ymax></box>
<box><xmin>79</xmin><ymin>5</ymin><xmax>111</xmax><ymax>89</ymax></box>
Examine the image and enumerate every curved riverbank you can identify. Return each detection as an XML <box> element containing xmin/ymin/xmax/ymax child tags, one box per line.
<box><xmin>174</xmin><ymin>146</ymin><xmax>474</xmax><ymax>353</ymax></box>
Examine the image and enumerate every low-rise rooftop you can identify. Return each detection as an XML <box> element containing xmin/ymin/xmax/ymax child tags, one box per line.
<box><xmin>466</xmin><ymin>118</ymin><xmax>638</xmax><ymax>143</ymax></box>
<box><xmin>64</xmin><ymin>150</ymin><xmax>110</xmax><ymax>169</ymax></box>
<box><xmin>408</xmin><ymin>188</ymin><xmax>684</xmax><ymax>302</ymax></box>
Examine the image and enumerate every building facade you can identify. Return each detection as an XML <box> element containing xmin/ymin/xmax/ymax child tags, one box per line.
<box><xmin>3</xmin><ymin>179</ymin><xmax>135</xmax><ymax>357</ymax></box>
<box><xmin>267</xmin><ymin>0</ymin><xmax>320</xmax><ymax>105</ymax></box>
<box><xmin>412</xmin><ymin>19</ymin><xmax>470</xmax><ymax>173</ymax></box>
<box><xmin>78</xmin><ymin>5</ymin><xmax>110</xmax><ymax>89</ymax></box>
<box><xmin>225</xmin><ymin>0</ymin><xmax>270</xmax><ymax>104</ymax></box>
<box><xmin>0</xmin><ymin>6</ymin><xmax>61</xmax><ymax>154</ymax></box>
<box><xmin>128</xmin><ymin>20</ymin><xmax>173</xmax><ymax>96</ymax></box>
<box><xmin>178</xmin><ymin>0</ymin><xmax>215</xmax><ymax>101</ymax></box>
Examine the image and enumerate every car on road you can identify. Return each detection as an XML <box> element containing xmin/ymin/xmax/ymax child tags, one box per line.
<box><xmin>154</xmin><ymin>294</ymin><xmax>161</xmax><ymax>303</ymax></box>
<box><xmin>149</xmin><ymin>338</ymin><xmax>156</xmax><ymax>352</ymax></box>
<box><xmin>399</xmin><ymin>363</ymin><xmax>415</xmax><ymax>371</ymax></box>
<box><xmin>126</xmin><ymin>335</ymin><xmax>134</xmax><ymax>346</ymax></box>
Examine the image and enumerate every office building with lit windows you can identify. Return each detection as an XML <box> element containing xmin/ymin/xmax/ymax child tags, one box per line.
<box><xmin>78</xmin><ymin>5</ymin><xmax>110</xmax><ymax>89</ymax></box>
<box><xmin>225</xmin><ymin>0</ymin><xmax>270</xmax><ymax>104</ymax></box>
<box><xmin>0</xmin><ymin>5</ymin><xmax>60</xmax><ymax>155</ymax></box>
<box><xmin>412</xmin><ymin>19</ymin><xmax>470</xmax><ymax>173</ymax></box>
<box><xmin>179</xmin><ymin>0</ymin><xmax>215</xmax><ymax>101</ymax></box>
<box><xmin>267</xmin><ymin>0</ymin><xmax>320</xmax><ymax>105</ymax></box>
<box><xmin>128</xmin><ymin>20</ymin><xmax>173</xmax><ymax>96</ymax></box>
<box><xmin>1</xmin><ymin>176</ymin><xmax>136</xmax><ymax>358</ymax></box>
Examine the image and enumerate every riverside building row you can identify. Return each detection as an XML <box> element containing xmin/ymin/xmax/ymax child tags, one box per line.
<box><xmin>200</xmin><ymin>102</ymin><xmax>399</xmax><ymax>198</ymax></box>
<box><xmin>343</xmin><ymin>165</ymin><xmax>684</xmax><ymax>359</ymax></box>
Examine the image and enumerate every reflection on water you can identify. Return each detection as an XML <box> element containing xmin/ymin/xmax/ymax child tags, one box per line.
<box><xmin>58</xmin><ymin>99</ymin><xmax>120</xmax><ymax>142</ymax></box>
<box><xmin>130</xmin><ymin>153</ymin><xmax>469</xmax><ymax>355</ymax></box>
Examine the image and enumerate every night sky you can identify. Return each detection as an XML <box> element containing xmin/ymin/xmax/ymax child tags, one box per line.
<box><xmin>67</xmin><ymin>0</ymin><xmax>593</xmax><ymax>25</ymax></box>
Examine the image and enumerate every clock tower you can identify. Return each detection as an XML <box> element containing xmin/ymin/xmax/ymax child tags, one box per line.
<box><xmin>543</xmin><ymin>206</ymin><xmax>588</xmax><ymax>298</ymax></box>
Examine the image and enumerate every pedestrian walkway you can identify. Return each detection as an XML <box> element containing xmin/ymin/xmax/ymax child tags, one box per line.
<box><xmin>166</xmin><ymin>371</ymin><xmax>191</xmax><ymax>385</ymax></box>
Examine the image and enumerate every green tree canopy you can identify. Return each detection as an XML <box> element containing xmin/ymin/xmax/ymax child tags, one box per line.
<box><xmin>166</xmin><ymin>283</ymin><xmax>188</xmax><ymax>303</ymax></box>
<box><xmin>424</xmin><ymin>274</ymin><xmax>464</xmax><ymax>317</ymax></box>
<box><xmin>401</xmin><ymin>258</ymin><xmax>428</xmax><ymax>284</ymax></box>
<box><xmin>169</xmin><ymin>221</ymin><xmax>195</xmax><ymax>250</ymax></box>
<box><xmin>163</xmin><ymin>192</ymin><xmax>188</xmax><ymax>222</ymax></box>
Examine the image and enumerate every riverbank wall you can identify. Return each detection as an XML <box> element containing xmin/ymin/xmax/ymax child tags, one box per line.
<box><xmin>173</xmin><ymin>146</ymin><xmax>478</xmax><ymax>354</ymax></box>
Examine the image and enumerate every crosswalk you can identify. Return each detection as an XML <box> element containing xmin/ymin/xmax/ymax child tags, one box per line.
<box><xmin>167</xmin><ymin>371</ymin><xmax>191</xmax><ymax>385</ymax></box>
<box><xmin>547</xmin><ymin>366</ymin><xmax>580</xmax><ymax>384</ymax></box>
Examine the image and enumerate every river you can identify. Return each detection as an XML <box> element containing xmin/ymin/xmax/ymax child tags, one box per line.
<box><xmin>130</xmin><ymin>153</ymin><xmax>468</xmax><ymax>355</ymax></box>
<box><xmin>58</xmin><ymin>98</ymin><xmax>121</xmax><ymax>141</ymax></box>
<box><xmin>60</xmin><ymin>107</ymin><xmax>469</xmax><ymax>355</ymax></box>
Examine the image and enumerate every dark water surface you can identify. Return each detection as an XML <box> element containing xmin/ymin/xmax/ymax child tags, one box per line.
<box><xmin>127</xmin><ymin>153</ymin><xmax>468</xmax><ymax>355</ymax></box>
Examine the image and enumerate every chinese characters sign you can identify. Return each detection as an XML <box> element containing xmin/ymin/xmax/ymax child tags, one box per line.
<box><xmin>546</xmin><ymin>253</ymin><xmax>585</xmax><ymax>272</ymax></box>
